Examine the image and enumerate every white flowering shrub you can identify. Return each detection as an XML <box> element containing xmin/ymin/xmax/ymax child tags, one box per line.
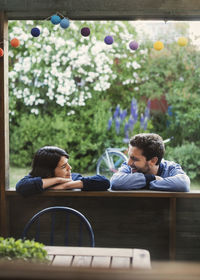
<box><xmin>10</xmin><ymin>20</ymin><xmax>200</xmax><ymax>171</ymax></box>
<box><xmin>9</xmin><ymin>20</ymin><xmax>153</xmax><ymax>170</ymax></box>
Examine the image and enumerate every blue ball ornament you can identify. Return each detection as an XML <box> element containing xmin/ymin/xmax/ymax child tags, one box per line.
<box><xmin>31</xmin><ymin>27</ymin><xmax>40</xmax><ymax>37</ymax></box>
<box><xmin>104</xmin><ymin>35</ymin><xmax>114</xmax><ymax>45</ymax></box>
<box><xmin>60</xmin><ymin>18</ymin><xmax>70</xmax><ymax>29</ymax></box>
<box><xmin>51</xmin><ymin>14</ymin><xmax>61</xmax><ymax>25</ymax></box>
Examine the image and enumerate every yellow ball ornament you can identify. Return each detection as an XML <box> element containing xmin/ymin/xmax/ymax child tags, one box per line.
<box><xmin>178</xmin><ymin>37</ymin><xmax>188</xmax><ymax>47</ymax></box>
<box><xmin>153</xmin><ymin>41</ymin><xmax>164</xmax><ymax>51</ymax></box>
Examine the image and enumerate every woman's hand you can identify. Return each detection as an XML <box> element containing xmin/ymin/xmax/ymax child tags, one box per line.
<box><xmin>50</xmin><ymin>180</ymin><xmax>84</xmax><ymax>190</ymax></box>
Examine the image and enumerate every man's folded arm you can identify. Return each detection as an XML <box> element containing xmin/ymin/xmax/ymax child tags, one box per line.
<box><xmin>110</xmin><ymin>172</ymin><xmax>153</xmax><ymax>190</ymax></box>
<box><xmin>149</xmin><ymin>165</ymin><xmax>190</xmax><ymax>192</ymax></box>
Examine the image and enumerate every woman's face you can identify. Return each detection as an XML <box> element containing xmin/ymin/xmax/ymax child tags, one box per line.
<box><xmin>54</xmin><ymin>156</ymin><xmax>72</xmax><ymax>178</ymax></box>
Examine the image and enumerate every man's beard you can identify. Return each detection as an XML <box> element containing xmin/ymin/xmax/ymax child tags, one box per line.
<box><xmin>131</xmin><ymin>163</ymin><xmax>151</xmax><ymax>174</ymax></box>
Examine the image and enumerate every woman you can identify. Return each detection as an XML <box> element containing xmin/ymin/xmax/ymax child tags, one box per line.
<box><xmin>16</xmin><ymin>146</ymin><xmax>110</xmax><ymax>197</ymax></box>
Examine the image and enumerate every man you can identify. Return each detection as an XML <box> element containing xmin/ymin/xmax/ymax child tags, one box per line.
<box><xmin>110</xmin><ymin>133</ymin><xmax>190</xmax><ymax>192</ymax></box>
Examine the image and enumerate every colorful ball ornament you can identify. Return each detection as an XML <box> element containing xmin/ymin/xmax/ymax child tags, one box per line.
<box><xmin>153</xmin><ymin>41</ymin><xmax>164</xmax><ymax>51</ymax></box>
<box><xmin>0</xmin><ymin>48</ymin><xmax>4</xmax><ymax>57</ymax></box>
<box><xmin>31</xmin><ymin>27</ymin><xmax>40</xmax><ymax>37</ymax></box>
<box><xmin>178</xmin><ymin>37</ymin><xmax>188</xmax><ymax>47</ymax></box>
<box><xmin>81</xmin><ymin>27</ymin><xmax>90</xmax><ymax>37</ymax></box>
<box><xmin>129</xmin><ymin>41</ymin><xmax>139</xmax><ymax>50</ymax></box>
<box><xmin>51</xmin><ymin>14</ymin><xmax>61</xmax><ymax>25</ymax></box>
<box><xmin>104</xmin><ymin>35</ymin><xmax>114</xmax><ymax>45</ymax></box>
<box><xmin>60</xmin><ymin>18</ymin><xmax>70</xmax><ymax>29</ymax></box>
<box><xmin>10</xmin><ymin>38</ymin><xmax>20</xmax><ymax>48</ymax></box>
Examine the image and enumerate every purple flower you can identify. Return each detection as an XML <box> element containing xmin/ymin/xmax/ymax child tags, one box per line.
<box><xmin>131</xmin><ymin>98</ymin><xmax>138</xmax><ymax>122</ymax></box>
<box><xmin>115</xmin><ymin>118</ymin><xmax>121</xmax><ymax>134</ymax></box>
<box><xmin>140</xmin><ymin>114</ymin><xmax>145</xmax><ymax>130</ymax></box>
<box><xmin>113</xmin><ymin>104</ymin><xmax>120</xmax><ymax>119</ymax></box>
<box><xmin>128</xmin><ymin>115</ymin><xmax>135</xmax><ymax>131</ymax></box>
<box><xmin>140</xmin><ymin>102</ymin><xmax>151</xmax><ymax>131</ymax></box>
<box><xmin>124</xmin><ymin>122</ymin><xmax>129</xmax><ymax>138</ymax></box>
<box><xmin>107</xmin><ymin>118</ymin><xmax>112</xmax><ymax>130</ymax></box>
<box><xmin>120</xmin><ymin>109</ymin><xmax>127</xmax><ymax>122</ymax></box>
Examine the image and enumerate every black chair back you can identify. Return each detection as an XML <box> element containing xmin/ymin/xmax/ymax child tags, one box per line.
<box><xmin>22</xmin><ymin>206</ymin><xmax>95</xmax><ymax>247</ymax></box>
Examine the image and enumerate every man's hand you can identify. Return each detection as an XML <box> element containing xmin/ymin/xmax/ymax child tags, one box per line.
<box><xmin>155</xmin><ymin>176</ymin><xmax>163</xmax><ymax>180</ymax></box>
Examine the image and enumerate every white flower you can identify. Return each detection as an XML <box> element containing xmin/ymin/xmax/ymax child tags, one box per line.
<box><xmin>132</xmin><ymin>61</ymin><xmax>141</xmax><ymax>69</ymax></box>
<box><xmin>31</xmin><ymin>108</ymin><xmax>39</xmax><ymax>115</ymax></box>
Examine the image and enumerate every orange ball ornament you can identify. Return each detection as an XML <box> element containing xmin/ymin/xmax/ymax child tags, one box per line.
<box><xmin>0</xmin><ymin>48</ymin><xmax>4</xmax><ymax>57</ymax></box>
<box><xmin>153</xmin><ymin>41</ymin><xmax>164</xmax><ymax>51</ymax></box>
<box><xmin>10</xmin><ymin>38</ymin><xmax>20</xmax><ymax>48</ymax></box>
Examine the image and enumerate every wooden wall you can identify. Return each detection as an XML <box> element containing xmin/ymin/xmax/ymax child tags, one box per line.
<box><xmin>6</xmin><ymin>191</ymin><xmax>200</xmax><ymax>261</ymax></box>
<box><xmin>2</xmin><ymin>0</ymin><xmax>200</xmax><ymax>20</ymax></box>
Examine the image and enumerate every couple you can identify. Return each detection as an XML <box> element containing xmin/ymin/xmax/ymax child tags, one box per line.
<box><xmin>16</xmin><ymin>133</ymin><xmax>190</xmax><ymax>197</ymax></box>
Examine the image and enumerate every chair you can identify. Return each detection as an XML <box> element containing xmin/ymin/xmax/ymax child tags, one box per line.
<box><xmin>22</xmin><ymin>206</ymin><xmax>95</xmax><ymax>247</ymax></box>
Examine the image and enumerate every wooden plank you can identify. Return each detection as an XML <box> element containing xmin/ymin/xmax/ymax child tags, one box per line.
<box><xmin>0</xmin><ymin>11</ymin><xmax>9</xmax><ymax>237</ymax></box>
<box><xmin>45</xmin><ymin>246</ymin><xmax>132</xmax><ymax>257</ymax></box>
<box><xmin>169</xmin><ymin>198</ymin><xmax>176</xmax><ymax>260</ymax></box>
<box><xmin>2</xmin><ymin>0</ymin><xmax>200</xmax><ymax>20</ymax></box>
<box><xmin>91</xmin><ymin>256</ymin><xmax>111</xmax><ymax>268</ymax></box>
<box><xmin>72</xmin><ymin>256</ymin><xmax>92</xmax><ymax>267</ymax></box>
<box><xmin>7</xmin><ymin>189</ymin><xmax>200</xmax><ymax>198</ymax></box>
<box><xmin>111</xmin><ymin>257</ymin><xmax>130</xmax><ymax>268</ymax></box>
<box><xmin>132</xmin><ymin>249</ymin><xmax>151</xmax><ymax>269</ymax></box>
<box><xmin>52</xmin><ymin>255</ymin><xmax>73</xmax><ymax>266</ymax></box>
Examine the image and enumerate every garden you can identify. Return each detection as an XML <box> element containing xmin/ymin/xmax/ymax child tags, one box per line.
<box><xmin>8</xmin><ymin>20</ymin><xmax>200</xmax><ymax>189</ymax></box>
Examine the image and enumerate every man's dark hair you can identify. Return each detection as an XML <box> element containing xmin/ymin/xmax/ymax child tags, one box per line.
<box><xmin>129</xmin><ymin>133</ymin><xmax>165</xmax><ymax>165</ymax></box>
<box><xmin>30</xmin><ymin>146</ymin><xmax>69</xmax><ymax>178</ymax></box>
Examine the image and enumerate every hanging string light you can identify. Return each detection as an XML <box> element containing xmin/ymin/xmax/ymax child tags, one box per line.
<box><xmin>104</xmin><ymin>35</ymin><xmax>114</xmax><ymax>45</ymax></box>
<box><xmin>178</xmin><ymin>37</ymin><xmax>188</xmax><ymax>46</ymax></box>
<box><xmin>7</xmin><ymin>12</ymin><xmax>190</xmax><ymax>55</ymax></box>
<box><xmin>153</xmin><ymin>41</ymin><xmax>164</xmax><ymax>51</ymax></box>
<box><xmin>0</xmin><ymin>48</ymin><xmax>4</xmax><ymax>57</ymax></box>
<box><xmin>10</xmin><ymin>38</ymin><xmax>20</xmax><ymax>48</ymax></box>
<box><xmin>60</xmin><ymin>18</ymin><xmax>70</xmax><ymax>29</ymax></box>
<box><xmin>129</xmin><ymin>41</ymin><xmax>139</xmax><ymax>50</ymax></box>
<box><xmin>81</xmin><ymin>27</ymin><xmax>90</xmax><ymax>37</ymax></box>
<box><xmin>51</xmin><ymin>14</ymin><xmax>61</xmax><ymax>25</ymax></box>
<box><xmin>31</xmin><ymin>27</ymin><xmax>40</xmax><ymax>37</ymax></box>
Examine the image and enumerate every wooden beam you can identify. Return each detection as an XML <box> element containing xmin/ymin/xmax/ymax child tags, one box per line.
<box><xmin>1</xmin><ymin>0</ymin><xmax>200</xmax><ymax>20</ymax></box>
<box><xmin>0</xmin><ymin>11</ymin><xmax>9</xmax><ymax>236</ymax></box>
<box><xmin>169</xmin><ymin>197</ymin><xmax>176</xmax><ymax>260</ymax></box>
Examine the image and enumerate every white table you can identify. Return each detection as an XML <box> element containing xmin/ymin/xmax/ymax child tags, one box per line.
<box><xmin>45</xmin><ymin>246</ymin><xmax>151</xmax><ymax>269</ymax></box>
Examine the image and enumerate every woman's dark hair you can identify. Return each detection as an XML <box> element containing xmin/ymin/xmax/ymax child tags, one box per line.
<box><xmin>129</xmin><ymin>133</ymin><xmax>165</xmax><ymax>165</ymax></box>
<box><xmin>30</xmin><ymin>146</ymin><xmax>69</xmax><ymax>178</ymax></box>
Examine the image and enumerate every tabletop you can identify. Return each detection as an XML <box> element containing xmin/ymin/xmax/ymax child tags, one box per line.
<box><xmin>45</xmin><ymin>246</ymin><xmax>151</xmax><ymax>269</ymax></box>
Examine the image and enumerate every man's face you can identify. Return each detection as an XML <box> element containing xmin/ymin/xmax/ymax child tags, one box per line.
<box><xmin>54</xmin><ymin>156</ymin><xmax>72</xmax><ymax>178</ymax></box>
<box><xmin>127</xmin><ymin>145</ymin><xmax>152</xmax><ymax>174</ymax></box>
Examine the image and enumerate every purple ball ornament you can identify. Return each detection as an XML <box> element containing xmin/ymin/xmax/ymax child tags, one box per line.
<box><xmin>129</xmin><ymin>41</ymin><xmax>139</xmax><ymax>50</ymax></box>
<box><xmin>81</xmin><ymin>27</ymin><xmax>90</xmax><ymax>37</ymax></box>
<box><xmin>31</xmin><ymin>27</ymin><xmax>40</xmax><ymax>37</ymax></box>
<box><xmin>104</xmin><ymin>35</ymin><xmax>114</xmax><ymax>45</ymax></box>
<box><xmin>51</xmin><ymin>14</ymin><xmax>61</xmax><ymax>25</ymax></box>
<box><xmin>60</xmin><ymin>18</ymin><xmax>70</xmax><ymax>29</ymax></box>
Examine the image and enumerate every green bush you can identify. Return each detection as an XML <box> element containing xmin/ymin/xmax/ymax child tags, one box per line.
<box><xmin>165</xmin><ymin>142</ymin><xmax>200</xmax><ymax>180</ymax></box>
<box><xmin>0</xmin><ymin>237</ymin><xmax>49</xmax><ymax>263</ymax></box>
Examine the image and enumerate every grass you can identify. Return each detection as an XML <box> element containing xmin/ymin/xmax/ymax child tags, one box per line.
<box><xmin>9</xmin><ymin>166</ymin><xmax>30</xmax><ymax>188</ymax></box>
<box><xmin>9</xmin><ymin>166</ymin><xmax>200</xmax><ymax>190</ymax></box>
